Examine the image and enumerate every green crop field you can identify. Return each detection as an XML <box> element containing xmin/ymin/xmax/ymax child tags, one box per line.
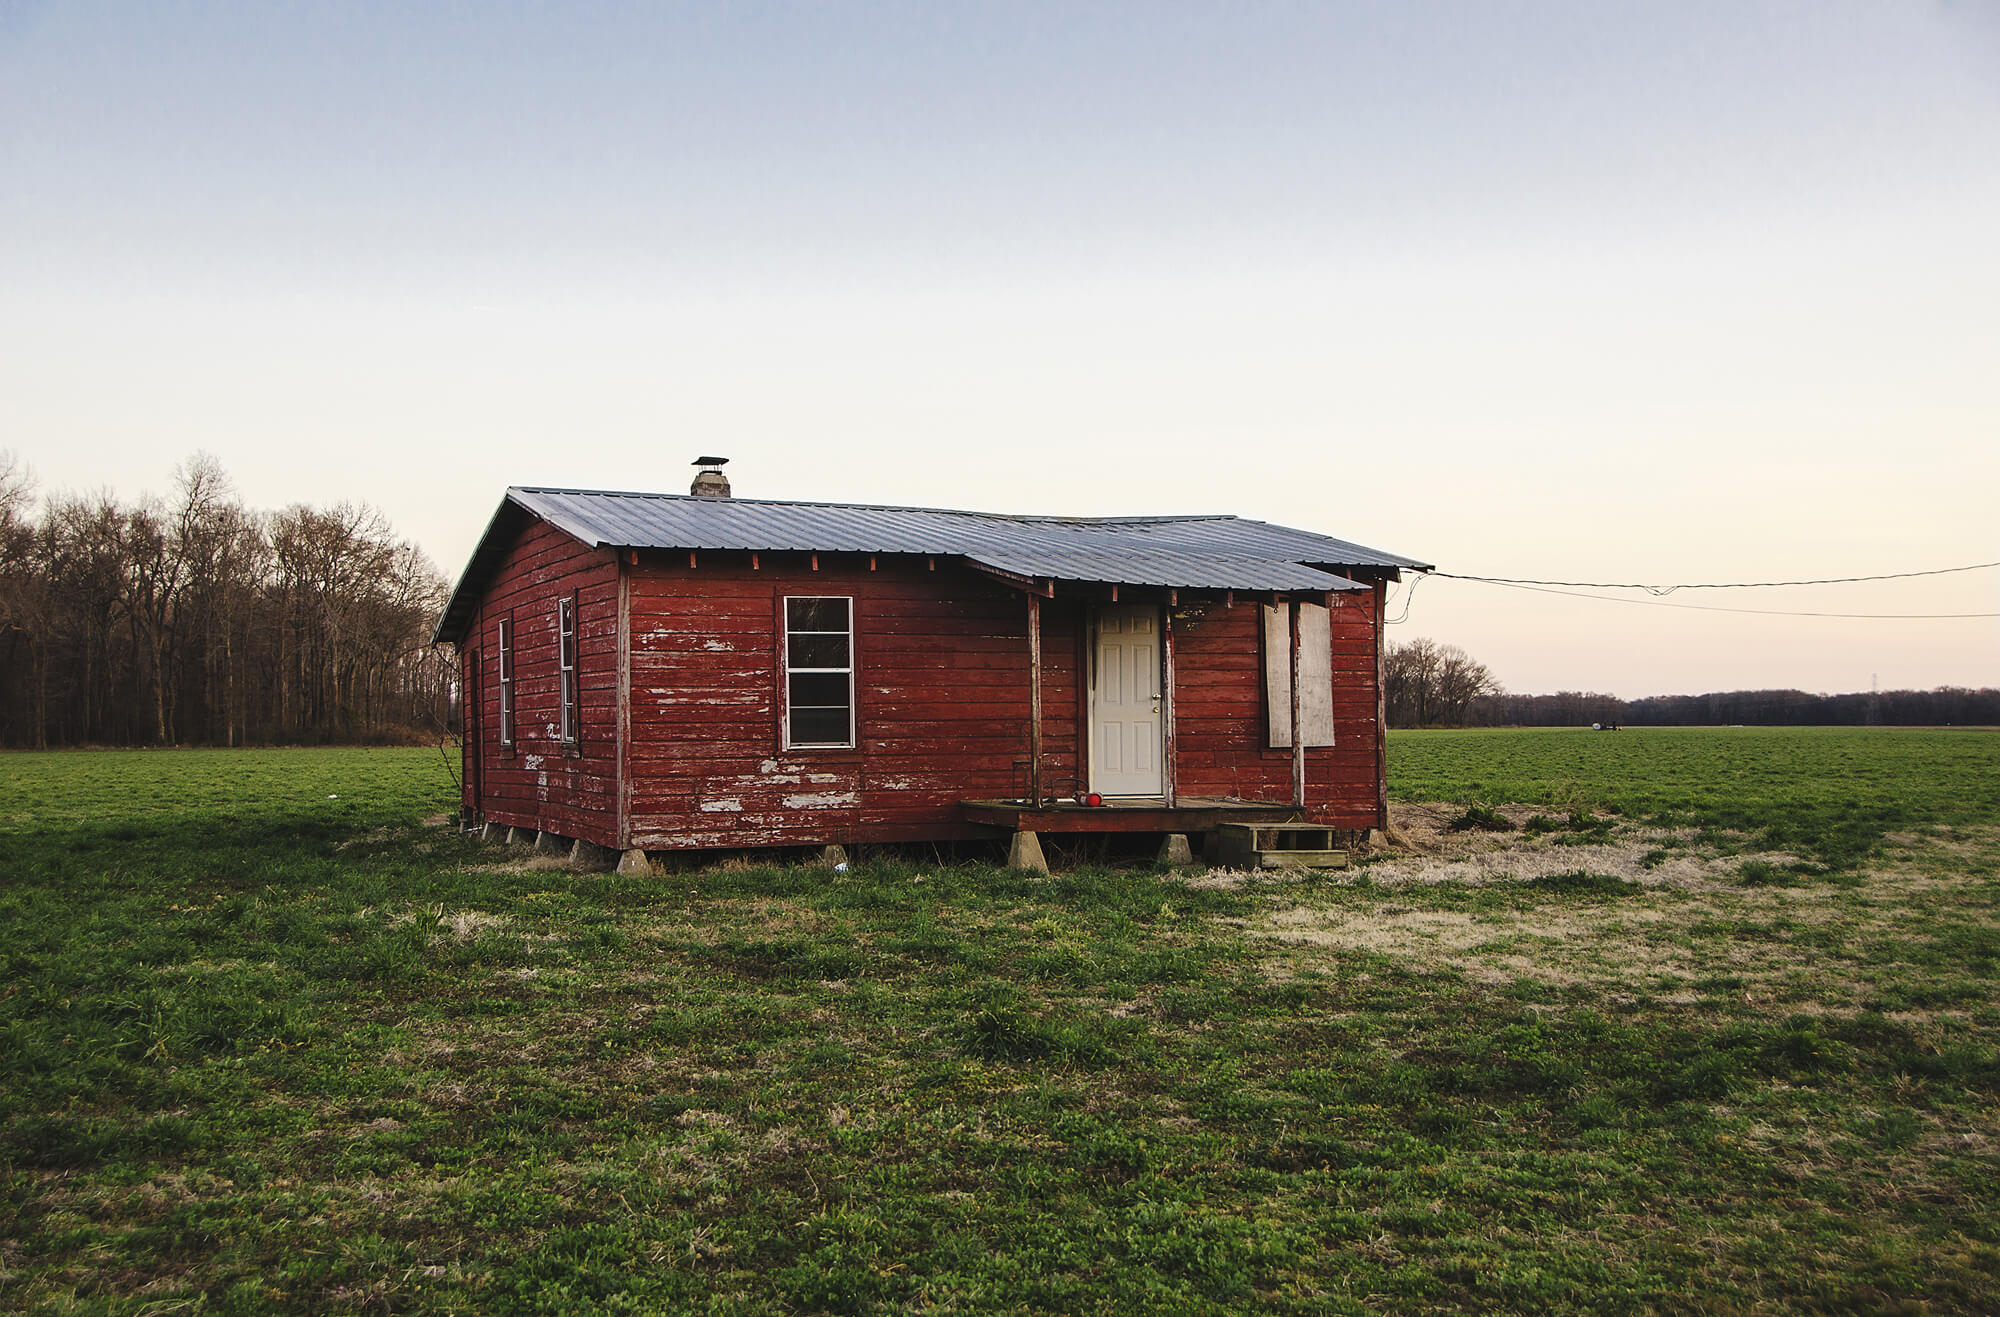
<box><xmin>1390</xmin><ymin>725</ymin><xmax>2000</xmax><ymax>867</ymax></box>
<box><xmin>3</xmin><ymin>733</ymin><xmax>1997</xmax><ymax>1315</ymax></box>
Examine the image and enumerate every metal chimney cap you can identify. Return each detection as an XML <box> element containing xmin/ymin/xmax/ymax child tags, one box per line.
<box><xmin>692</xmin><ymin>455</ymin><xmax>730</xmax><ymax>467</ymax></box>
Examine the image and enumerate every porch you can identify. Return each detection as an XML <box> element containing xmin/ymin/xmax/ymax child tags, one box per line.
<box><xmin>959</xmin><ymin>795</ymin><xmax>1305</xmax><ymax>835</ymax></box>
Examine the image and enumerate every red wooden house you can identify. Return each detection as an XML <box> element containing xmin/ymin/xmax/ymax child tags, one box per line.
<box><xmin>432</xmin><ymin>467</ymin><xmax>1429</xmax><ymax>869</ymax></box>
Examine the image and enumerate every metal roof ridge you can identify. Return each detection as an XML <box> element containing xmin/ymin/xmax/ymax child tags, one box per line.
<box><xmin>506</xmin><ymin>485</ymin><xmax>1238</xmax><ymax>527</ymax></box>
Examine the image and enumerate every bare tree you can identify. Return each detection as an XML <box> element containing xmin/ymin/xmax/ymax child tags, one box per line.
<box><xmin>43</xmin><ymin>493</ymin><xmax>136</xmax><ymax>743</ymax></box>
<box><xmin>0</xmin><ymin>454</ymin><xmax>451</xmax><ymax>747</ymax></box>
<box><xmin>164</xmin><ymin>455</ymin><xmax>259</xmax><ymax>745</ymax></box>
<box><xmin>125</xmin><ymin>501</ymin><xmax>186</xmax><ymax>743</ymax></box>
<box><xmin>0</xmin><ymin>453</ymin><xmax>43</xmax><ymax>744</ymax></box>
<box><xmin>1385</xmin><ymin>637</ymin><xmax>1502</xmax><ymax>728</ymax></box>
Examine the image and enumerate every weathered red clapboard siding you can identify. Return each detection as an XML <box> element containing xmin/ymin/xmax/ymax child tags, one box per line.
<box><xmin>459</xmin><ymin>516</ymin><xmax>1389</xmax><ymax>850</ymax></box>
<box><xmin>626</xmin><ymin>557</ymin><xmax>1080</xmax><ymax>848</ymax></box>
<box><xmin>462</xmin><ymin>519</ymin><xmax>622</xmax><ymax>847</ymax></box>
<box><xmin>1169</xmin><ymin>591</ymin><xmax>1381</xmax><ymax>829</ymax></box>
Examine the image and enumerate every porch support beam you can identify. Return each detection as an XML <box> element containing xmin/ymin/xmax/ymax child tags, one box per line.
<box><xmin>1374</xmin><ymin>578</ymin><xmax>1389</xmax><ymax>830</ymax></box>
<box><xmin>1027</xmin><ymin>592</ymin><xmax>1044</xmax><ymax>809</ymax></box>
<box><xmin>1290</xmin><ymin>598</ymin><xmax>1306</xmax><ymax>808</ymax></box>
<box><xmin>1162</xmin><ymin>604</ymin><xmax>1178</xmax><ymax>808</ymax></box>
<box><xmin>616</xmin><ymin>555</ymin><xmax>632</xmax><ymax>849</ymax></box>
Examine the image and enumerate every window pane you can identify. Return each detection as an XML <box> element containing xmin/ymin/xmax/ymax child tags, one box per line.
<box><xmin>790</xmin><ymin>672</ymin><xmax>849</xmax><ymax>707</ymax></box>
<box><xmin>788</xmin><ymin>633</ymin><xmax>851</xmax><ymax>669</ymax></box>
<box><xmin>790</xmin><ymin>705</ymin><xmax>850</xmax><ymax>746</ymax></box>
<box><xmin>787</xmin><ymin>597</ymin><xmax>849</xmax><ymax>631</ymax></box>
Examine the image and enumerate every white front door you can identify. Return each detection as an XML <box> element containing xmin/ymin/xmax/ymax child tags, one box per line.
<box><xmin>1091</xmin><ymin>605</ymin><xmax>1164</xmax><ymax>797</ymax></box>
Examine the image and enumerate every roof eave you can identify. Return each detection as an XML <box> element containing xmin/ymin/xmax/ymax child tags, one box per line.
<box><xmin>432</xmin><ymin>494</ymin><xmax>550</xmax><ymax>646</ymax></box>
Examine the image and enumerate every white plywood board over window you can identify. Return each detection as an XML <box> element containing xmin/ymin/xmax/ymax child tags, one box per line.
<box><xmin>1264</xmin><ymin>602</ymin><xmax>1335</xmax><ymax>748</ymax></box>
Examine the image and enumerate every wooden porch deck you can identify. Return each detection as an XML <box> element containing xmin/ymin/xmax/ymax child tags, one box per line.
<box><xmin>959</xmin><ymin>796</ymin><xmax>1305</xmax><ymax>834</ymax></box>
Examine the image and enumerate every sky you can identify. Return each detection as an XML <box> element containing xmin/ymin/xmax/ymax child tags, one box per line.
<box><xmin>2</xmin><ymin>0</ymin><xmax>1995</xmax><ymax>699</ymax></box>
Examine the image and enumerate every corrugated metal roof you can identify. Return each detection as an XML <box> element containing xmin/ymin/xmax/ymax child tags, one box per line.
<box><xmin>434</xmin><ymin>486</ymin><xmax>1431</xmax><ymax>643</ymax></box>
<box><xmin>963</xmin><ymin>548</ymin><xmax>1356</xmax><ymax>593</ymax></box>
<box><xmin>514</xmin><ymin>486</ymin><xmax>1429</xmax><ymax>570</ymax></box>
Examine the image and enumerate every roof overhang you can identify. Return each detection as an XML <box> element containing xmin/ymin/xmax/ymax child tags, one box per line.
<box><xmin>431</xmin><ymin>495</ymin><xmax>541</xmax><ymax>646</ymax></box>
<box><xmin>962</xmin><ymin>550</ymin><xmax>1369</xmax><ymax>595</ymax></box>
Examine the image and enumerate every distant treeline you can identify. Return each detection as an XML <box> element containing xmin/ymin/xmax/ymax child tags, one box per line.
<box><xmin>1465</xmin><ymin>687</ymin><xmax>2000</xmax><ymax>728</ymax></box>
<box><xmin>0</xmin><ymin>453</ymin><xmax>451</xmax><ymax>748</ymax></box>
<box><xmin>1384</xmin><ymin>635</ymin><xmax>1995</xmax><ymax>728</ymax></box>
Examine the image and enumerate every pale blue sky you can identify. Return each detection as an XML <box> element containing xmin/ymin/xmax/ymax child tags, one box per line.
<box><xmin>3</xmin><ymin>1</ymin><xmax>1995</xmax><ymax>696</ymax></box>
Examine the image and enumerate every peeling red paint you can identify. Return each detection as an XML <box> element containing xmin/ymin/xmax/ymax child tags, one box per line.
<box><xmin>458</xmin><ymin>528</ymin><xmax>1389</xmax><ymax>853</ymax></box>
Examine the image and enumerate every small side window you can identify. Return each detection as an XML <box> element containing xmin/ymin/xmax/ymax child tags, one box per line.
<box><xmin>784</xmin><ymin>596</ymin><xmax>854</xmax><ymax>748</ymax></box>
<box><xmin>497</xmin><ymin>616</ymin><xmax>515</xmax><ymax>748</ymax></box>
<box><xmin>558</xmin><ymin>595</ymin><xmax>579</xmax><ymax>746</ymax></box>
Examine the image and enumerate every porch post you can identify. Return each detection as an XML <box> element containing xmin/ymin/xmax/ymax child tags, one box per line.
<box><xmin>1290</xmin><ymin>598</ymin><xmax>1306</xmax><ymax>808</ymax></box>
<box><xmin>1027</xmin><ymin>592</ymin><xmax>1044</xmax><ymax>809</ymax></box>
<box><xmin>1374</xmin><ymin>579</ymin><xmax>1389</xmax><ymax>830</ymax></box>
<box><xmin>1162</xmin><ymin>604</ymin><xmax>1177</xmax><ymax>809</ymax></box>
<box><xmin>615</xmin><ymin>556</ymin><xmax>632</xmax><ymax>849</ymax></box>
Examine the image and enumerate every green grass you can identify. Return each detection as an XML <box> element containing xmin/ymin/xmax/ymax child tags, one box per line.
<box><xmin>1391</xmin><ymin>726</ymin><xmax>2000</xmax><ymax>866</ymax></box>
<box><xmin>3</xmin><ymin>737</ymin><xmax>1998</xmax><ymax>1314</ymax></box>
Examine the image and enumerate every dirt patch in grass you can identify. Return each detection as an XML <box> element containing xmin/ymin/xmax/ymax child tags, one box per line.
<box><xmin>442</xmin><ymin>909</ymin><xmax>508</xmax><ymax>939</ymax></box>
<box><xmin>464</xmin><ymin>853</ymin><xmax>582</xmax><ymax>874</ymax></box>
<box><xmin>1254</xmin><ymin>900</ymin><xmax>1772</xmax><ymax>997</ymax></box>
<box><xmin>1370</xmin><ymin>837</ymin><xmax>1742</xmax><ymax>890</ymax></box>
<box><xmin>1238</xmin><ymin>807</ymin><xmax>2000</xmax><ymax>1013</ymax></box>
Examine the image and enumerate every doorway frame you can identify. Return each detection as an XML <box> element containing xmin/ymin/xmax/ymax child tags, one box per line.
<box><xmin>1085</xmin><ymin>602</ymin><xmax>1174</xmax><ymax>801</ymax></box>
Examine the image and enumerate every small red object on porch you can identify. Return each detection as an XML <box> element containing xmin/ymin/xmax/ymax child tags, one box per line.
<box><xmin>1082</xmin><ymin>793</ymin><xmax>1103</xmax><ymax>807</ymax></box>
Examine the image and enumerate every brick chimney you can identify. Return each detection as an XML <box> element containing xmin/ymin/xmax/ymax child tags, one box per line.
<box><xmin>690</xmin><ymin>456</ymin><xmax>730</xmax><ymax>498</ymax></box>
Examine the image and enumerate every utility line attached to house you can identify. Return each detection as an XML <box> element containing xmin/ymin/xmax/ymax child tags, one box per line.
<box><xmin>1428</xmin><ymin>560</ymin><xmax>2000</xmax><ymax>595</ymax></box>
<box><xmin>1447</xmin><ymin>578</ymin><xmax>2000</xmax><ymax>620</ymax></box>
<box><xmin>1386</xmin><ymin>560</ymin><xmax>2000</xmax><ymax>621</ymax></box>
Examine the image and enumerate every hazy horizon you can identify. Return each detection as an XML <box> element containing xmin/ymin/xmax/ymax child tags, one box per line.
<box><xmin>4</xmin><ymin>2</ymin><xmax>1994</xmax><ymax>698</ymax></box>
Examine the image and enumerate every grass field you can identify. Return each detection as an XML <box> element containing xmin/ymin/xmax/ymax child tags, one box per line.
<box><xmin>3</xmin><ymin>732</ymin><xmax>1997</xmax><ymax>1314</ymax></box>
<box><xmin>1390</xmin><ymin>725</ymin><xmax>2000</xmax><ymax>868</ymax></box>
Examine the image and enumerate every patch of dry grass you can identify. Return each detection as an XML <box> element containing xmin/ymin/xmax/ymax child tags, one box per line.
<box><xmin>1238</xmin><ymin>805</ymin><xmax>2000</xmax><ymax>1022</ymax></box>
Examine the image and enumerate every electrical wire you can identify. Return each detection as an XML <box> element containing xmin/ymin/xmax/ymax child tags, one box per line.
<box><xmin>1384</xmin><ymin>572</ymin><xmax>1421</xmax><ymax>625</ymax></box>
<box><xmin>1429</xmin><ymin>560</ymin><xmax>2000</xmax><ymax>596</ymax></box>
<box><xmin>1454</xmin><ymin>576</ymin><xmax>2000</xmax><ymax>619</ymax></box>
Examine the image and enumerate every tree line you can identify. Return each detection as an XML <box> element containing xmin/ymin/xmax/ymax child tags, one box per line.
<box><xmin>0</xmin><ymin>452</ymin><xmax>453</xmax><ymax>748</ymax></box>
<box><xmin>1468</xmin><ymin>686</ymin><xmax>2000</xmax><ymax>728</ymax></box>
<box><xmin>1385</xmin><ymin>633</ymin><xmax>1998</xmax><ymax>728</ymax></box>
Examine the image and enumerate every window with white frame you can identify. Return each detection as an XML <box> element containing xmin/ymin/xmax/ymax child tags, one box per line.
<box><xmin>784</xmin><ymin>596</ymin><xmax>854</xmax><ymax>748</ymax></box>
<box><xmin>496</xmin><ymin>616</ymin><xmax>515</xmax><ymax>748</ymax></box>
<box><xmin>558</xmin><ymin>595</ymin><xmax>579</xmax><ymax>746</ymax></box>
